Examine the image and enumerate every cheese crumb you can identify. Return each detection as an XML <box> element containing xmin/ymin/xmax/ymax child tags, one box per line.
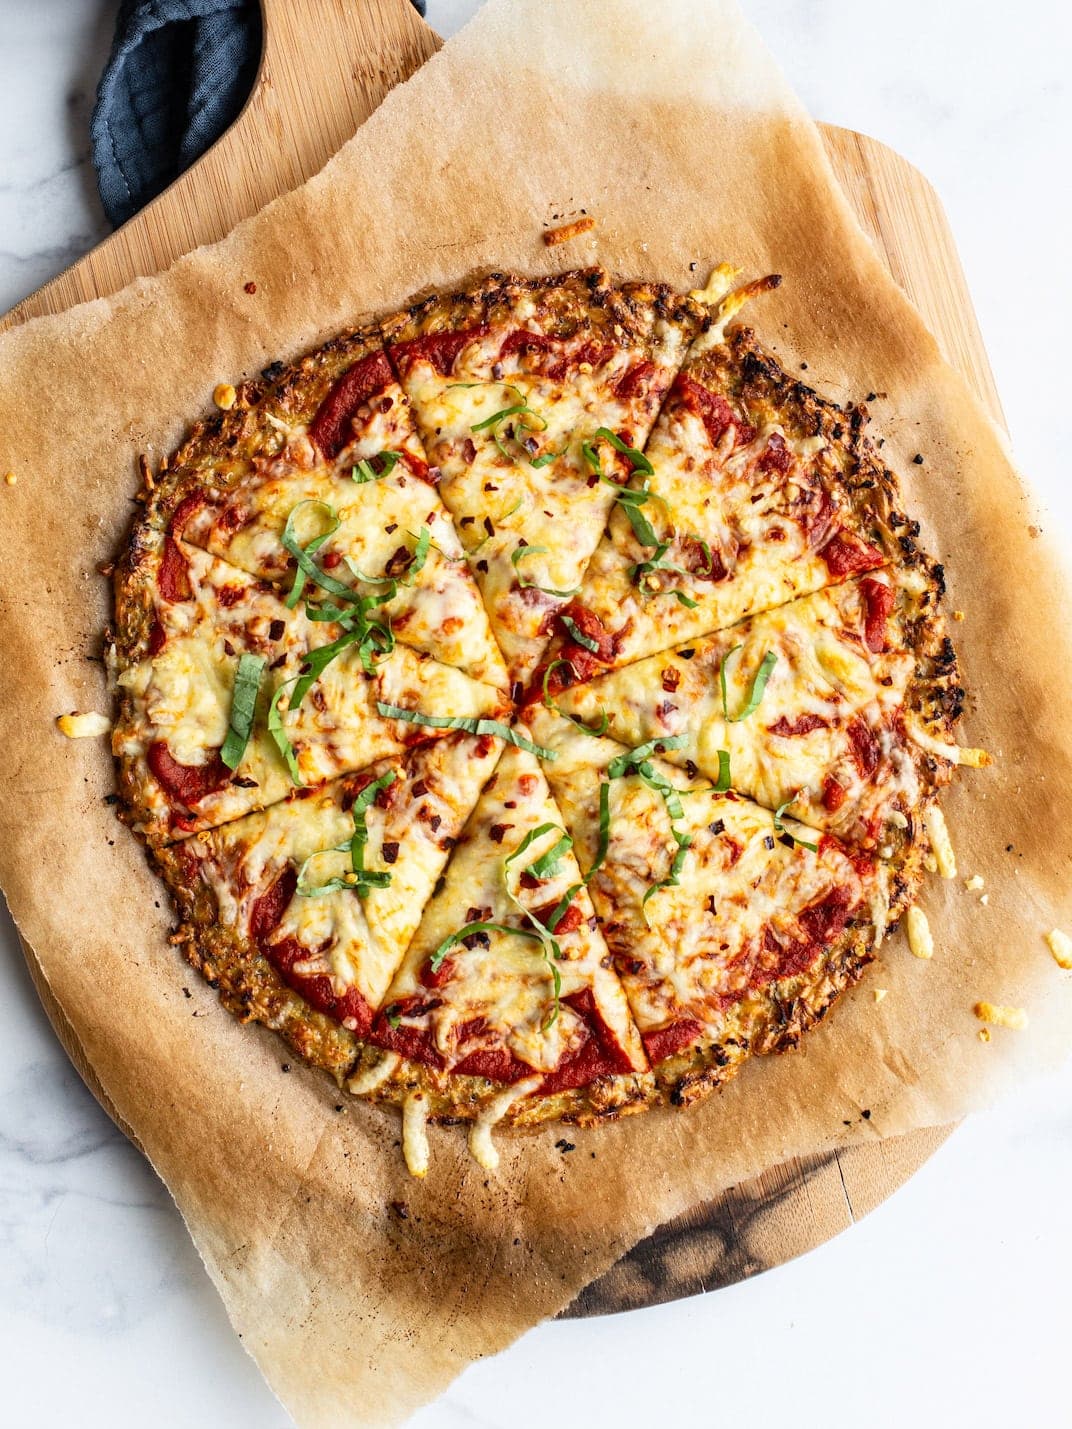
<box><xmin>4</xmin><ymin>471</ymin><xmax>15</xmax><ymax>486</ymax></box>
<box><xmin>906</xmin><ymin>905</ymin><xmax>934</xmax><ymax>960</ymax></box>
<box><xmin>543</xmin><ymin>216</ymin><xmax>596</xmax><ymax>246</ymax></box>
<box><xmin>402</xmin><ymin>1092</ymin><xmax>430</xmax><ymax>1179</ymax></box>
<box><xmin>957</xmin><ymin>747</ymin><xmax>991</xmax><ymax>768</ymax></box>
<box><xmin>952</xmin><ymin>610</ymin><xmax>965</xmax><ymax>621</ymax></box>
<box><xmin>1046</xmin><ymin>928</ymin><xmax>1072</xmax><ymax>970</ymax></box>
<box><xmin>213</xmin><ymin>382</ymin><xmax>237</xmax><ymax>411</ymax></box>
<box><xmin>924</xmin><ymin>805</ymin><xmax>957</xmax><ymax>879</ymax></box>
<box><xmin>979</xmin><ymin>893</ymin><xmax>989</xmax><ymax>906</ymax></box>
<box><xmin>978</xmin><ymin>1027</ymin><xmax>991</xmax><ymax>1042</ymax></box>
<box><xmin>973</xmin><ymin>1002</ymin><xmax>1028</xmax><ymax>1030</ymax></box>
<box><xmin>873</xmin><ymin>988</ymin><xmax>887</xmax><ymax>1004</ymax></box>
<box><xmin>56</xmin><ymin>711</ymin><xmax>112</xmax><ymax>738</ymax></box>
<box><xmin>964</xmin><ymin>874</ymin><xmax>985</xmax><ymax>892</ymax></box>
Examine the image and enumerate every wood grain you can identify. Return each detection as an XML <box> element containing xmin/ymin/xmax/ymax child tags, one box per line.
<box><xmin>1</xmin><ymin>0</ymin><xmax>1001</xmax><ymax>1317</ymax></box>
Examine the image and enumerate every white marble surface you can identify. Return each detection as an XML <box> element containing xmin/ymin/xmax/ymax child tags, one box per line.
<box><xmin>1</xmin><ymin>2</ymin><xmax>1070</xmax><ymax>1425</ymax></box>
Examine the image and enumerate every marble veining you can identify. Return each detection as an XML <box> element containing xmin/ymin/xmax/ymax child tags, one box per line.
<box><xmin>0</xmin><ymin>3</ymin><xmax>1069</xmax><ymax>1426</ymax></box>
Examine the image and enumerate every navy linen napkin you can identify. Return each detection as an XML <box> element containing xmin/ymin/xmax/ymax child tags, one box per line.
<box><xmin>92</xmin><ymin>0</ymin><xmax>427</xmax><ymax>228</ymax></box>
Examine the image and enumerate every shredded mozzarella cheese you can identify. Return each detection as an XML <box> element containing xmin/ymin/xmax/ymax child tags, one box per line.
<box><xmin>56</xmin><ymin>711</ymin><xmax>112</xmax><ymax>738</ymax></box>
<box><xmin>402</xmin><ymin>1091</ymin><xmax>430</xmax><ymax>1179</ymax></box>
<box><xmin>468</xmin><ymin>1076</ymin><xmax>543</xmax><ymax>1172</ymax></box>
<box><xmin>973</xmin><ymin>1002</ymin><xmax>1028</xmax><ymax>1030</ymax></box>
<box><xmin>906</xmin><ymin>905</ymin><xmax>934</xmax><ymax>960</ymax></box>
<box><xmin>924</xmin><ymin>805</ymin><xmax>957</xmax><ymax>880</ymax></box>
<box><xmin>1046</xmin><ymin>929</ymin><xmax>1072</xmax><ymax>970</ymax></box>
<box><xmin>347</xmin><ymin>1052</ymin><xmax>400</xmax><ymax>1096</ymax></box>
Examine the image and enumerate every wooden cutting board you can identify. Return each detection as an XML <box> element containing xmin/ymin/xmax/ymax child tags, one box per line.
<box><xmin>2</xmin><ymin>0</ymin><xmax>1005</xmax><ymax>1317</ymax></box>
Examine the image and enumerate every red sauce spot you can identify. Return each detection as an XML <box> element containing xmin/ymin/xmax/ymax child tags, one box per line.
<box><xmin>768</xmin><ymin>713</ymin><xmax>827</xmax><ymax>737</ymax></box>
<box><xmin>147</xmin><ymin>741</ymin><xmax>228</xmax><ymax>806</ymax></box>
<box><xmin>321</xmin><ymin>550</ymin><xmax>342</xmax><ymax>570</ymax></box>
<box><xmin>679</xmin><ymin>535</ymin><xmax>727</xmax><ymax>582</ymax></box>
<box><xmin>757</xmin><ymin>431</ymin><xmax>792</xmax><ymax>473</ymax></box>
<box><xmin>822</xmin><ymin>775</ymin><xmax>847</xmax><ymax>811</ymax></box>
<box><xmin>534</xmin><ymin>897</ymin><xmax>584</xmax><ymax>934</ymax></box>
<box><xmin>308</xmin><ymin>350</ymin><xmax>393</xmax><ymax>459</ymax></box>
<box><xmin>147</xmin><ymin>618</ymin><xmax>166</xmax><ymax>656</ymax></box>
<box><xmin>217</xmin><ymin>584</ymin><xmax>245</xmax><ymax>607</ymax></box>
<box><xmin>454</xmin><ymin>1047</ymin><xmax>531</xmax><ymax>1082</ymax></box>
<box><xmin>641</xmin><ymin>1018</ymin><xmax>703</xmax><ymax>1064</ymax></box>
<box><xmin>819</xmin><ymin>530</ymin><xmax>885</xmax><ymax>578</ymax></box>
<box><xmin>614</xmin><ymin>360</ymin><xmax>656</xmax><ymax>401</ymax></box>
<box><xmin>391</xmin><ymin>326</ymin><xmax>489</xmax><ymax>378</ymax></box>
<box><xmin>672</xmin><ymin>373</ymin><xmax>756</xmax><ymax>448</ymax></box>
<box><xmin>539</xmin><ymin>989</ymin><xmax>638</xmax><ymax>1093</ymax></box>
<box><xmin>847</xmin><ymin>716</ymin><xmax>880</xmax><ymax>776</ymax></box>
<box><xmin>368</xmin><ymin>1000</ymin><xmax>447</xmax><ymax>1069</ymax></box>
<box><xmin>499</xmin><ymin>329</ymin><xmax>558</xmax><ymax>359</ymax></box>
<box><xmin>756</xmin><ymin>887</ymin><xmax>854</xmax><ymax>988</ymax></box>
<box><xmin>158</xmin><ymin>535</ymin><xmax>192</xmax><ymax>601</ymax></box>
<box><xmin>249</xmin><ymin>866</ymin><xmax>298</xmax><ymax>942</ymax></box>
<box><xmin>859</xmin><ymin>574</ymin><xmax>895</xmax><ymax>653</ymax></box>
<box><xmin>266</xmin><ymin>935</ymin><xmax>373</xmax><ymax>1035</ymax></box>
<box><xmin>169</xmin><ymin>491</ymin><xmax>207</xmax><ymax>538</ymax></box>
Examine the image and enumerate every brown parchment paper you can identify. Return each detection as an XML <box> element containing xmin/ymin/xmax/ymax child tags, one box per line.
<box><xmin>0</xmin><ymin>0</ymin><xmax>1069</xmax><ymax>1422</ymax></box>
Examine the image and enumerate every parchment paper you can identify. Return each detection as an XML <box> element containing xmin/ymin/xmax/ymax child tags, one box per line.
<box><xmin>0</xmin><ymin>1</ymin><xmax>1068</xmax><ymax>1423</ymax></box>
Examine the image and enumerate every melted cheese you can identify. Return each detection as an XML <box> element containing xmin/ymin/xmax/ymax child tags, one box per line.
<box><xmin>391</xmin><ymin>295</ymin><xmax>694</xmax><ymax>681</ymax></box>
<box><xmin>556</xmin><ymin>572</ymin><xmax>922</xmax><ymax>849</ymax></box>
<box><xmin>924</xmin><ymin>805</ymin><xmax>957</xmax><ymax>880</ymax></box>
<box><xmin>194</xmin><ymin>733</ymin><xmax>501</xmax><ymax>1010</ymax></box>
<box><xmin>548</xmin><ymin>370</ymin><xmax>869</xmax><ymax>673</ymax></box>
<box><xmin>347</xmin><ymin>1052</ymin><xmax>401</xmax><ymax>1095</ymax></box>
<box><xmin>180</xmin><ymin>415</ymin><xmax>508</xmax><ymax>692</ymax></box>
<box><xmin>1045</xmin><ymin>929</ymin><xmax>1072</xmax><ymax>970</ymax></box>
<box><xmin>112</xmin><ymin>535</ymin><xmax>508</xmax><ymax>841</ymax></box>
<box><xmin>529</xmin><ymin>706</ymin><xmax>888</xmax><ymax>1040</ymax></box>
<box><xmin>468</xmin><ymin>1076</ymin><xmax>543</xmax><ymax>1171</ymax></box>
<box><xmin>402</xmin><ymin>1091</ymin><xmax>430</xmax><ymax>1178</ymax></box>
<box><xmin>381</xmin><ymin>743</ymin><xmax>645</xmax><ymax>1077</ymax></box>
<box><xmin>973</xmin><ymin>1002</ymin><xmax>1028</xmax><ymax>1030</ymax></box>
<box><xmin>906</xmin><ymin>905</ymin><xmax>934</xmax><ymax>960</ymax></box>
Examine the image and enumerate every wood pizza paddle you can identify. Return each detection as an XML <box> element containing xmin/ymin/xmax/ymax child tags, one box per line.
<box><xmin>1</xmin><ymin>0</ymin><xmax>1004</xmax><ymax>1317</ymax></box>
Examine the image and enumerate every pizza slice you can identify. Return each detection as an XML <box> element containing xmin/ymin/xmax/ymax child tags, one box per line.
<box><xmin>527</xmin><ymin>705</ymin><xmax>913</xmax><ymax>1105</ymax></box>
<box><xmin>534</xmin><ymin>271</ymin><xmax>922</xmax><ymax>685</ymax></box>
<box><xmin>361</xmin><ymin>742</ymin><xmax>650</xmax><ymax>1126</ymax></box>
<box><xmin>155</xmin><ymin>734</ymin><xmax>502</xmax><ymax>1079</ymax></box>
<box><xmin>110</xmin><ymin>528</ymin><xmax>511</xmax><ymax>842</ymax></box>
<box><xmin>382</xmin><ymin>269</ymin><xmax>703</xmax><ymax>683</ymax></box>
<box><xmin>146</xmin><ymin>323</ymin><xmax>508</xmax><ymax>691</ymax></box>
<box><xmin>534</xmin><ymin>558</ymin><xmax>962</xmax><ymax>851</ymax></box>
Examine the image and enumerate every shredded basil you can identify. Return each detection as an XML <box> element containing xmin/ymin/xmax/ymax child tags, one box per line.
<box><xmin>430</xmin><ymin>919</ymin><xmax>545</xmax><ymax>973</ymax></box>
<box><xmin>560</xmin><ymin>615</ymin><xmax>600</xmax><ymax>655</ymax></box>
<box><xmin>220</xmin><ymin>653</ymin><xmax>266</xmax><ymax>770</ymax></box>
<box><xmin>713</xmin><ymin>748</ymin><xmax>732</xmax><ymax>793</ymax></box>
<box><xmin>352</xmin><ymin>450</ymin><xmax>402</xmax><ymax>483</ymax></box>
<box><xmin>606</xmin><ymin>735</ymin><xmax>689</xmax><ymax>780</ymax></box>
<box><xmin>582</xmin><ymin>430</ymin><xmax>661</xmax><ymax>547</ymax></box>
<box><xmin>720</xmin><ymin>645</ymin><xmax>778</xmax><ymax>723</ymax></box>
<box><xmin>404</xmin><ymin>525</ymin><xmax>432</xmax><ymax>585</ymax></box>
<box><xmin>296</xmin><ymin>769</ymin><xmax>398</xmax><ymax>898</ymax></box>
<box><xmin>502</xmin><ymin>823</ymin><xmax>574</xmax><ymax>1027</ymax></box>
<box><xmin>593</xmin><ymin>426</ymin><xmax>654</xmax><ymax>476</ymax></box>
<box><xmin>281</xmin><ymin>501</ymin><xmax>349</xmax><ymax>608</ymax></box>
<box><xmin>374</xmin><ymin>703</ymin><xmax>558</xmax><ymax>760</ymax></box>
<box><xmin>267</xmin><ymin>679</ymin><xmax>302</xmax><ymax>784</ymax></box>
<box><xmin>511</xmin><ymin>544</ymin><xmax>580</xmax><ymax>598</ymax></box>
<box><xmin>541</xmin><ymin>659</ymin><xmax>608</xmax><ymax>737</ymax></box>
<box><xmin>604</xmin><ymin>736</ymin><xmax>695</xmax><ymax>912</ymax></box>
<box><xmin>774</xmin><ymin>797</ymin><xmax>819</xmax><ymax>853</ymax></box>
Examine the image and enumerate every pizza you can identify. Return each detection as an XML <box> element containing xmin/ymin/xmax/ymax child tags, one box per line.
<box><xmin>105</xmin><ymin>265</ymin><xmax>986</xmax><ymax>1175</ymax></box>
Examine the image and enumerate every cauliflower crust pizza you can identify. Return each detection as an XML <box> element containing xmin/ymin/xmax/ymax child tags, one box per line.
<box><xmin>105</xmin><ymin>266</ymin><xmax>984</xmax><ymax>1176</ymax></box>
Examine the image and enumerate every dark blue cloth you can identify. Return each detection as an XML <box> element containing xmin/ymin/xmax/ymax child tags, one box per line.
<box><xmin>91</xmin><ymin>0</ymin><xmax>426</xmax><ymax>228</ymax></box>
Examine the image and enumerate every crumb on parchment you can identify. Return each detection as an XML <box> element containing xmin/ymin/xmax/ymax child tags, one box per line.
<box><xmin>543</xmin><ymin>216</ymin><xmax>596</xmax><ymax>246</ymax></box>
<box><xmin>213</xmin><ymin>382</ymin><xmax>237</xmax><ymax>411</ymax></box>
<box><xmin>906</xmin><ymin>906</ymin><xmax>934</xmax><ymax>960</ymax></box>
<box><xmin>973</xmin><ymin>1002</ymin><xmax>1028</xmax><ymax>1030</ymax></box>
<box><xmin>1046</xmin><ymin>929</ymin><xmax>1072</xmax><ymax>970</ymax></box>
<box><xmin>56</xmin><ymin>711</ymin><xmax>111</xmax><ymax>738</ymax></box>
